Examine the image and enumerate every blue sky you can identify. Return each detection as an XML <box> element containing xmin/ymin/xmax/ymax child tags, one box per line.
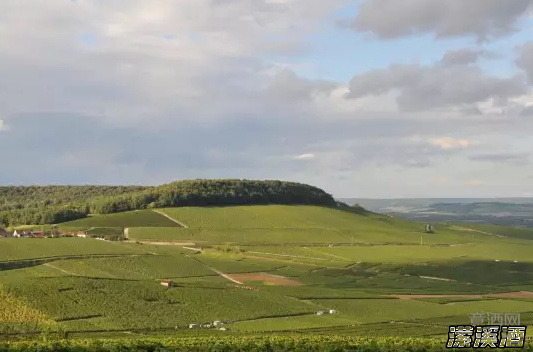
<box><xmin>0</xmin><ymin>0</ymin><xmax>532</xmax><ymax>198</ymax></box>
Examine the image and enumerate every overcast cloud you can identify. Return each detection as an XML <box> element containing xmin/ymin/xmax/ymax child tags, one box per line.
<box><xmin>0</xmin><ymin>0</ymin><xmax>532</xmax><ymax>198</ymax></box>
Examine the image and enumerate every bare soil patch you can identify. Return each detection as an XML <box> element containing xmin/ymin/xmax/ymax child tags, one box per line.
<box><xmin>225</xmin><ymin>272</ymin><xmax>302</xmax><ymax>286</ymax></box>
<box><xmin>389</xmin><ymin>291</ymin><xmax>533</xmax><ymax>300</ymax></box>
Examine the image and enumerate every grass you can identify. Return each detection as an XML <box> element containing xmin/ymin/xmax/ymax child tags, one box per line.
<box><xmin>61</xmin><ymin>210</ymin><xmax>178</xmax><ymax>228</ymax></box>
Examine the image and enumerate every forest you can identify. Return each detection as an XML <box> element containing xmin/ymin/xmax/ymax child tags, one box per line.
<box><xmin>0</xmin><ymin>179</ymin><xmax>338</xmax><ymax>226</ymax></box>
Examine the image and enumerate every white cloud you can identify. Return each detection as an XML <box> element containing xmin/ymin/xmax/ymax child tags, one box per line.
<box><xmin>429</xmin><ymin>137</ymin><xmax>474</xmax><ymax>150</ymax></box>
<box><xmin>294</xmin><ymin>153</ymin><xmax>316</xmax><ymax>160</ymax></box>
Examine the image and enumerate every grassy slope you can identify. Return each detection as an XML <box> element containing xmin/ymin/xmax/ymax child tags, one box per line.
<box><xmin>61</xmin><ymin>210</ymin><xmax>178</xmax><ymax>228</ymax></box>
<box><xmin>130</xmin><ymin>205</ymin><xmax>484</xmax><ymax>244</ymax></box>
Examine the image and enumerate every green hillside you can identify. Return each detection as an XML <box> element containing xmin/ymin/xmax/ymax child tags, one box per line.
<box><xmin>129</xmin><ymin>205</ymin><xmax>490</xmax><ymax>245</ymax></box>
<box><xmin>61</xmin><ymin>210</ymin><xmax>178</xmax><ymax>228</ymax></box>
<box><xmin>0</xmin><ymin>179</ymin><xmax>338</xmax><ymax>226</ymax></box>
<box><xmin>2</xmin><ymin>193</ymin><xmax>533</xmax><ymax>342</ymax></box>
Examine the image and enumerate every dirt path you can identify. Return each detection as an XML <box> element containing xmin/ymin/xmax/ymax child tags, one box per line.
<box><xmin>450</xmin><ymin>225</ymin><xmax>507</xmax><ymax>238</ymax></box>
<box><xmin>247</xmin><ymin>251</ymin><xmax>331</xmax><ymax>261</ymax></box>
<box><xmin>185</xmin><ymin>255</ymin><xmax>243</xmax><ymax>284</ymax></box>
<box><xmin>389</xmin><ymin>291</ymin><xmax>533</xmax><ymax>300</ymax></box>
<box><xmin>152</xmin><ymin>210</ymin><xmax>188</xmax><ymax>228</ymax></box>
<box><xmin>419</xmin><ymin>276</ymin><xmax>456</xmax><ymax>282</ymax></box>
<box><xmin>44</xmin><ymin>263</ymin><xmax>78</xmax><ymax>276</ymax></box>
<box><xmin>225</xmin><ymin>272</ymin><xmax>302</xmax><ymax>286</ymax></box>
<box><xmin>130</xmin><ymin>240</ymin><xmax>195</xmax><ymax>246</ymax></box>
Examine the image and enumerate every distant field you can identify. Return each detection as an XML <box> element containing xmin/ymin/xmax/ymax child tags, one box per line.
<box><xmin>313</xmin><ymin>298</ymin><xmax>533</xmax><ymax>324</ymax></box>
<box><xmin>158</xmin><ymin>205</ymin><xmax>428</xmax><ymax>231</ymax></box>
<box><xmin>61</xmin><ymin>210</ymin><xmax>178</xmax><ymax>228</ymax></box>
<box><xmin>452</xmin><ymin>223</ymin><xmax>533</xmax><ymax>240</ymax></box>
<box><xmin>0</xmin><ymin>238</ymin><xmax>144</xmax><ymax>262</ymax></box>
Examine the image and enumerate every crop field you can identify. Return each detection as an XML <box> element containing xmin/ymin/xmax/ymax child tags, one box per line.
<box><xmin>37</xmin><ymin>254</ymin><xmax>216</xmax><ymax>280</ymax></box>
<box><xmin>61</xmin><ymin>210</ymin><xmax>178</xmax><ymax>228</ymax></box>
<box><xmin>0</xmin><ymin>284</ymin><xmax>57</xmax><ymax>333</ymax></box>
<box><xmin>1</xmin><ymin>275</ymin><xmax>317</xmax><ymax>331</ymax></box>
<box><xmin>3</xmin><ymin>205</ymin><xmax>533</xmax><ymax>341</ymax></box>
<box><xmin>0</xmin><ymin>238</ymin><xmax>144</xmax><ymax>262</ymax></box>
<box><xmin>310</xmin><ymin>298</ymin><xmax>533</xmax><ymax>324</ymax></box>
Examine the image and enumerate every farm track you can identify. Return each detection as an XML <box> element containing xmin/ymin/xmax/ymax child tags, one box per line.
<box><xmin>186</xmin><ymin>255</ymin><xmax>243</xmax><ymax>284</ymax></box>
<box><xmin>388</xmin><ymin>291</ymin><xmax>533</xmax><ymax>300</ymax></box>
<box><xmin>247</xmin><ymin>251</ymin><xmax>332</xmax><ymax>261</ymax></box>
<box><xmin>450</xmin><ymin>225</ymin><xmax>507</xmax><ymax>238</ymax></box>
<box><xmin>126</xmin><ymin>240</ymin><xmax>196</xmax><ymax>246</ymax></box>
<box><xmin>44</xmin><ymin>263</ymin><xmax>79</xmax><ymax>276</ymax></box>
<box><xmin>152</xmin><ymin>210</ymin><xmax>188</xmax><ymax>228</ymax></box>
<box><xmin>244</xmin><ymin>254</ymin><xmax>343</xmax><ymax>268</ymax></box>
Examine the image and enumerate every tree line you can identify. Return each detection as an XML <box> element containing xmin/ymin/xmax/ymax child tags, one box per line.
<box><xmin>0</xmin><ymin>179</ymin><xmax>339</xmax><ymax>226</ymax></box>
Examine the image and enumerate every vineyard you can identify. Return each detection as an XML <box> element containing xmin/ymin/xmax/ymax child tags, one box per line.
<box><xmin>3</xmin><ymin>335</ymin><xmax>515</xmax><ymax>352</ymax></box>
<box><xmin>61</xmin><ymin>210</ymin><xmax>178</xmax><ymax>228</ymax></box>
<box><xmin>1</xmin><ymin>203</ymin><xmax>533</xmax><ymax>343</ymax></box>
<box><xmin>0</xmin><ymin>238</ymin><xmax>144</xmax><ymax>262</ymax></box>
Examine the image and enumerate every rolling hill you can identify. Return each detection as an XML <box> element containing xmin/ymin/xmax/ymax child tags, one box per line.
<box><xmin>2</xmin><ymin>182</ymin><xmax>533</xmax><ymax>346</ymax></box>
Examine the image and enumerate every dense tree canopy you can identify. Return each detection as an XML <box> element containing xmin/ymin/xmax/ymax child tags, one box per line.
<box><xmin>0</xmin><ymin>179</ymin><xmax>339</xmax><ymax>226</ymax></box>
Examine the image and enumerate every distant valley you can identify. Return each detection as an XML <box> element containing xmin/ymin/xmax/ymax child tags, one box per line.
<box><xmin>339</xmin><ymin>198</ymin><xmax>533</xmax><ymax>228</ymax></box>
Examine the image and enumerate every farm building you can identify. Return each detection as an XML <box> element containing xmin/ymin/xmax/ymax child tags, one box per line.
<box><xmin>76</xmin><ymin>232</ymin><xmax>87</xmax><ymax>238</ymax></box>
<box><xmin>328</xmin><ymin>309</ymin><xmax>337</xmax><ymax>314</ymax></box>
<box><xmin>189</xmin><ymin>324</ymin><xmax>199</xmax><ymax>329</ymax></box>
<box><xmin>33</xmin><ymin>231</ymin><xmax>44</xmax><ymax>238</ymax></box>
<box><xmin>316</xmin><ymin>311</ymin><xmax>325</xmax><ymax>315</ymax></box>
<box><xmin>213</xmin><ymin>320</ymin><xmax>224</xmax><ymax>326</ymax></box>
<box><xmin>160</xmin><ymin>280</ymin><xmax>174</xmax><ymax>287</ymax></box>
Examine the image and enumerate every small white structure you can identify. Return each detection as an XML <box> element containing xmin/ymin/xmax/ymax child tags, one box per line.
<box><xmin>219</xmin><ymin>327</ymin><xmax>227</xmax><ymax>331</ymax></box>
<box><xmin>77</xmin><ymin>233</ymin><xmax>87</xmax><ymax>238</ymax></box>
<box><xmin>514</xmin><ymin>260</ymin><xmax>519</xmax><ymax>263</ymax></box>
<box><xmin>189</xmin><ymin>324</ymin><xmax>199</xmax><ymax>329</ymax></box>
<box><xmin>316</xmin><ymin>311</ymin><xmax>325</xmax><ymax>315</ymax></box>
<box><xmin>13</xmin><ymin>230</ymin><xmax>21</xmax><ymax>238</ymax></box>
<box><xmin>328</xmin><ymin>309</ymin><xmax>337</xmax><ymax>314</ymax></box>
<box><xmin>495</xmin><ymin>259</ymin><xmax>500</xmax><ymax>262</ymax></box>
<box><xmin>161</xmin><ymin>280</ymin><xmax>174</xmax><ymax>287</ymax></box>
<box><xmin>213</xmin><ymin>320</ymin><xmax>224</xmax><ymax>326</ymax></box>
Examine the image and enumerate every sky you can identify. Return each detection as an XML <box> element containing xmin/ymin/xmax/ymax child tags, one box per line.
<box><xmin>1</xmin><ymin>0</ymin><xmax>533</xmax><ymax>198</ymax></box>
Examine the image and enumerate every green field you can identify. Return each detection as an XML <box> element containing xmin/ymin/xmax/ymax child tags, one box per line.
<box><xmin>2</xmin><ymin>204</ymin><xmax>533</xmax><ymax>342</ymax></box>
<box><xmin>61</xmin><ymin>210</ymin><xmax>178</xmax><ymax>228</ymax></box>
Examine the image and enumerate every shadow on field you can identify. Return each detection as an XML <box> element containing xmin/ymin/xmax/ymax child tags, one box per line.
<box><xmin>394</xmin><ymin>260</ymin><xmax>533</xmax><ymax>286</ymax></box>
